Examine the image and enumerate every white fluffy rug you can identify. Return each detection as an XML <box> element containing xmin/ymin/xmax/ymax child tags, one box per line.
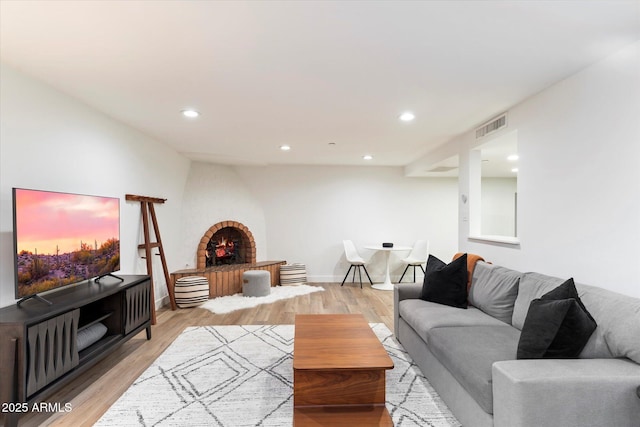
<box><xmin>96</xmin><ymin>324</ymin><xmax>460</xmax><ymax>426</ymax></box>
<box><xmin>200</xmin><ymin>285</ymin><xmax>324</xmax><ymax>314</ymax></box>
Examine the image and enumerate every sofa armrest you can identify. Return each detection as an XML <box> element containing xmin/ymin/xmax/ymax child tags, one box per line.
<box><xmin>394</xmin><ymin>282</ymin><xmax>422</xmax><ymax>301</ymax></box>
<box><xmin>393</xmin><ymin>283</ymin><xmax>422</xmax><ymax>336</ymax></box>
<box><xmin>493</xmin><ymin>359</ymin><xmax>640</xmax><ymax>427</ymax></box>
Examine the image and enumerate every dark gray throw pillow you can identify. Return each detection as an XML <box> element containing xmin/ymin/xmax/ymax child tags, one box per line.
<box><xmin>420</xmin><ymin>253</ymin><xmax>468</xmax><ymax>309</ymax></box>
<box><xmin>517</xmin><ymin>278</ymin><xmax>597</xmax><ymax>359</ymax></box>
<box><xmin>540</xmin><ymin>278</ymin><xmax>595</xmax><ymax>323</ymax></box>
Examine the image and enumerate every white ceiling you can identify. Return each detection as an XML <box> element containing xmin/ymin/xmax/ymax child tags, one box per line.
<box><xmin>1</xmin><ymin>1</ymin><xmax>638</xmax><ymax>171</ymax></box>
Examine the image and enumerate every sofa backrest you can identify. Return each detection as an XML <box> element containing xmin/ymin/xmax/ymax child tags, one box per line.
<box><xmin>512</xmin><ymin>271</ymin><xmax>640</xmax><ymax>364</ymax></box>
<box><xmin>576</xmin><ymin>282</ymin><xmax>640</xmax><ymax>363</ymax></box>
<box><xmin>468</xmin><ymin>261</ymin><xmax>520</xmax><ymax>324</ymax></box>
<box><xmin>470</xmin><ymin>264</ymin><xmax>640</xmax><ymax>364</ymax></box>
<box><xmin>511</xmin><ymin>271</ymin><xmax>565</xmax><ymax>330</ymax></box>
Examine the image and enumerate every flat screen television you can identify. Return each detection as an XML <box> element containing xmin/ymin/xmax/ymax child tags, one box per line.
<box><xmin>13</xmin><ymin>188</ymin><xmax>121</xmax><ymax>305</ymax></box>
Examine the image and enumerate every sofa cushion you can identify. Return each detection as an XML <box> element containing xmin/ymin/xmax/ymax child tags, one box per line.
<box><xmin>421</xmin><ymin>253</ymin><xmax>468</xmax><ymax>309</ymax></box>
<box><xmin>578</xmin><ymin>283</ymin><xmax>640</xmax><ymax>363</ymax></box>
<box><xmin>427</xmin><ymin>325</ymin><xmax>520</xmax><ymax>414</ymax></box>
<box><xmin>468</xmin><ymin>262</ymin><xmax>520</xmax><ymax>324</ymax></box>
<box><xmin>512</xmin><ymin>272</ymin><xmax>565</xmax><ymax>330</ymax></box>
<box><xmin>399</xmin><ymin>299</ymin><xmax>507</xmax><ymax>343</ymax></box>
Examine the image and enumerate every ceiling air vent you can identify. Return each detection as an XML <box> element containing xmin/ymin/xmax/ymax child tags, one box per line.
<box><xmin>475</xmin><ymin>113</ymin><xmax>507</xmax><ymax>139</ymax></box>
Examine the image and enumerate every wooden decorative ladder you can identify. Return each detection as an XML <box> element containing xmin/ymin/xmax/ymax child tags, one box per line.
<box><xmin>126</xmin><ymin>194</ymin><xmax>177</xmax><ymax>324</ymax></box>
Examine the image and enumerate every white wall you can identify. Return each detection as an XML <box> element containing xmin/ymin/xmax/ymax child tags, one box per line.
<box><xmin>0</xmin><ymin>63</ymin><xmax>191</xmax><ymax>308</ymax></box>
<box><xmin>0</xmin><ymin>63</ymin><xmax>459</xmax><ymax>309</ymax></box>
<box><xmin>5</xmin><ymin>41</ymin><xmax>635</xmax><ymax>307</ymax></box>
<box><xmin>458</xmin><ymin>42</ymin><xmax>640</xmax><ymax>297</ymax></box>
<box><xmin>178</xmin><ymin>162</ymin><xmax>267</xmax><ymax>269</ymax></box>
<box><xmin>234</xmin><ymin>165</ymin><xmax>459</xmax><ymax>283</ymax></box>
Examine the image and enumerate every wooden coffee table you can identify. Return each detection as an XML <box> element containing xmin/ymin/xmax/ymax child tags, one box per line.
<box><xmin>293</xmin><ymin>314</ymin><xmax>394</xmax><ymax>426</ymax></box>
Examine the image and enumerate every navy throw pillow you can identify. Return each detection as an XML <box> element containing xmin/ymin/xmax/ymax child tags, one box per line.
<box><xmin>420</xmin><ymin>253</ymin><xmax>468</xmax><ymax>309</ymax></box>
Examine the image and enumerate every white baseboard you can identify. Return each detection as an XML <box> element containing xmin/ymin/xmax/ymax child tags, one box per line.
<box><xmin>306</xmin><ymin>274</ymin><xmax>423</xmax><ymax>284</ymax></box>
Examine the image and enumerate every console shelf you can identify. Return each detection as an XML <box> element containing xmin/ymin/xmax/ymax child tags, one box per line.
<box><xmin>0</xmin><ymin>275</ymin><xmax>152</xmax><ymax>427</ymax></box>
<box><xmin>78</xmin><ymin>312</ymin><xmax>113</xmax><ymax>331</ymax></box>
<box><xmin>79</xmin><ymin>334</ymin><xmax>122</xmax><ymax>363</ymax></box>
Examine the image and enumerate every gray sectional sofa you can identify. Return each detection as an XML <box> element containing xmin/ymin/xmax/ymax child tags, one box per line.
<box><xmin>394</xmin><ymin>261</ymin><xmax>640</xmax><ymax>427</ymax></box>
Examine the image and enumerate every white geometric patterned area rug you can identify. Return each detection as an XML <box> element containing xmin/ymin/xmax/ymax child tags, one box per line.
<box><xmin>96</xmin><ymin>324</ymin><xmax>461</xmax><ymax>427</ymax></box>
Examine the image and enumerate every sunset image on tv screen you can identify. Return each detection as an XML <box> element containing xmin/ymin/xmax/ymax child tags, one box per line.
<box><xmin>14</xmin><ymin>188</ymin><xmax>120</xmax><ymax>298</ymax></box>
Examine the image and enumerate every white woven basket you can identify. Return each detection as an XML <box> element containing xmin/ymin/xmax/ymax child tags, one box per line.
<box><xmin>174</xmin><ymin>276</ymin><xmax>209</xmax><ymax>308</ymax></box>
<box><xmin>279</xmin><ymin>263</ymin><xmax>307</xmax><ymax>286</ymax></box>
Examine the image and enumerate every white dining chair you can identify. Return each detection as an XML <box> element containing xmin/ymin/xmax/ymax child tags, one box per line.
<box><xmin>341</xmin><ymin>240</ymin><xmax>373</xmax><ymax>288</ymax></box>
<box><xmin>398</xmin><ymin>240</ymin><xmax>430</xmax><ymax>283</ymax></box>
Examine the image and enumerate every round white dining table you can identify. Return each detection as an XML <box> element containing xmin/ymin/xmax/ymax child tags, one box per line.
<box><xmin>364</xmin><ymin>245</ymin><xmax>412</xmax><ymax>290</ymax></box>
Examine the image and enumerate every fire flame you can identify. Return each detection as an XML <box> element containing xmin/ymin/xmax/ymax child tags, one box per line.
<box><xmin>215</xmin><ymin>237</ymin><xmax>235</xmax><ymax>258</ymax></box>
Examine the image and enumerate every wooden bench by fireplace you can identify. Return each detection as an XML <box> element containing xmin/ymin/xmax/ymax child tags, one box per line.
<box><xmin>170</xmin><ymin>261</ymin><xmax>286</xmax><ymax>298</ymax></box>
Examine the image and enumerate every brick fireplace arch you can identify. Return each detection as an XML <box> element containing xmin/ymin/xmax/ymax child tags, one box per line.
<box><xmin>197</xmin><ymin>221</ymin><xmax>256</xmax><ymax>269</ymax></box>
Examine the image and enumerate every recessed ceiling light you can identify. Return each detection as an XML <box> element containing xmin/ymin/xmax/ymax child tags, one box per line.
<box><xmin>280</xmin><ymin>145</ymin><xmax>291</xmax><ymax>151</ymax></box>
<box><xmin>363</xmin><ymin>154</ymin><xmax>373</xmax><ymax>160</ymax></box>
<box><xmin>511</xmin><ymin>168</ymin><xmax>519</xmax><ymax>173</ymax></box>
<box><xmin>181</xmin><ymin>109</ymin><xmax>200</xmax><ymax>118</ymax></box>
<box><xmin>507</xmin><ymin>154</ymin><xmax>519</xmax><ymax>161</ymax></box>
<box><xmin>399</xmin><ymin>111</ymin><xmax>415</xmax><ymax>122</ymax></box>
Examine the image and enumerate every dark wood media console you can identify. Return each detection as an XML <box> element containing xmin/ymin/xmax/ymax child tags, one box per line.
<box><xmin>0</xmin><ymin>275</ymin><xmax>152</xmax><ymax>427</ymax></box>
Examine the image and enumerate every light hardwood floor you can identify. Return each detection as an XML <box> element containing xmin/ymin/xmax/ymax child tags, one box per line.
<box><xmin>15</xmin><ymin>283</ymin><xmax>394</xmax><ymax>427</ymax></box>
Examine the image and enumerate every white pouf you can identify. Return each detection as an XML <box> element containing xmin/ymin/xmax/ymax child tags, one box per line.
<box><xmin>242</xmin><ymin>270</ymin><xmax>271</xmax><ymax>297</ymax></box>
<box><xmin>174</xmin><ymin>276</ymin><xmax>209</xmax><ymax>308</ymax></box>
<box><xmin>280</xmin><ymin>263</ymin><xmax>307</xmax><ymax>286</ymax></box>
